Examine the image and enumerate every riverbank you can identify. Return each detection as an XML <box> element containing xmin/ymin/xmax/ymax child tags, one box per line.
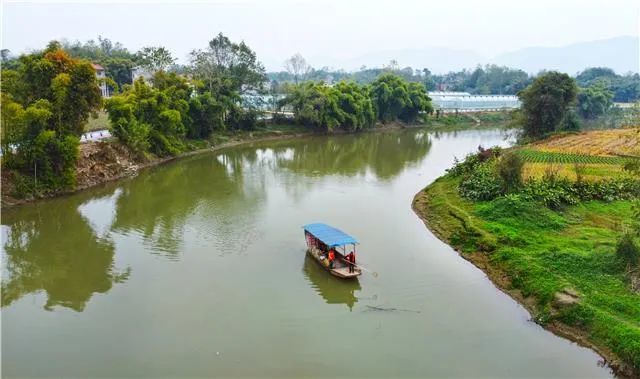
<box><xmin>1</xmin><ymin>125</ymin><xmax>311</xmax><ymax>208</ymax></box>
<box><xmin>412</xmin><ymin>130</ymin><xmax>640</xmax><ymax>378</ymax></box>
<box><xmin>2</xmin><ymin>114</ymin><xmax>514</xmax><ymax>209</ymax></box>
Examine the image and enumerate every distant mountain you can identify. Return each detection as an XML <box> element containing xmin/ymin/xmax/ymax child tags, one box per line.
<box><xmin>310</xmin><ymin>47</ymin><xmax>485</xmax><ymax>73</ymax></box>
<box><xmin>301</xmin><ymin>36</ymin><xmax>638</xmax><ymax>75</ymax></box>
<box><xmin>492</xmin><ymin>36</ymin><xmax>639</xmax><ymax>75</ymax></box>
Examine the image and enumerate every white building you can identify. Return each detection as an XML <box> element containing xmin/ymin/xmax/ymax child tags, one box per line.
<box><xmin>428</xmin><ymin>91</ymin><xmax>521</xmax><ymax>111</ymax></box>
<box><xmin>91</xmin><ymin>63</ymin><xmax>110</xmax><ymax>97</ymax></box>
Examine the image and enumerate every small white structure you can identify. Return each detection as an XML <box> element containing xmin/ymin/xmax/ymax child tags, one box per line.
<box><xmin>131</xmin><ymin>66</ymin><xmax>154</xmax><ymax>84</ymax></box>
<box><xmin>92</xmin><ymin>63</ymin><xmax>111</xmax><ymax>97</ymax></box>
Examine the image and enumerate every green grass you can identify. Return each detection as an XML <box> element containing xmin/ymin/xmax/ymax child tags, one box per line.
<box><xmin>518</xmin><ymin>149</ymin><xmax>628</xmax><ymax>165</ymax></box>
<box><xmin>415</xmin><ymin>175</ymin><xmax>640</xmax><ymax>372</ymax></box>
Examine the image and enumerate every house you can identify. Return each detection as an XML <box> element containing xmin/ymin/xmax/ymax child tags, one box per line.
<box><xmin>91</xmin><ymin>63</ymin><xmax>110</xmax><ymax>97</ymax></box>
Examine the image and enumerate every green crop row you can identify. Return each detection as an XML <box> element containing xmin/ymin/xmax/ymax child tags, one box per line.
<box><xmin>517</xmin><ymin>149</ymin><xmax>627</xmax><ymax>165</ymax></box>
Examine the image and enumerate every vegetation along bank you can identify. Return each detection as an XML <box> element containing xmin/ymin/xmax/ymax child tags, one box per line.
<box><xmin>413</xmin><ymin>127</ymin><xmax>640</xmax><ymax>377</ymax></box>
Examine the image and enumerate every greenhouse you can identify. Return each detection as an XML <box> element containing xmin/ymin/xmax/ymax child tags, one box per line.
<box><xmin>429</xmin><ymin>92</ymin><xmax>521</xmax><ymax>111</ymax></box>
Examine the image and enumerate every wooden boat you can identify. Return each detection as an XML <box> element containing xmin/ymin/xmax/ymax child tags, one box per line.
<box><xmin>303</xmin><ymin>223</ymin><xmax>362</xmax><ymax>279</ymax></box>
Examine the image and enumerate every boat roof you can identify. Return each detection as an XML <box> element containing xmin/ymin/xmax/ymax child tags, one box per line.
<box><xmin>303</xmin><ymin>223</ymin><xmax>358</xmax><ymax>247</ymax></box>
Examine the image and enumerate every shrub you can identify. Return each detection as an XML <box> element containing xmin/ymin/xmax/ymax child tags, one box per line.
<box><xmin>448</xmin><ymin>145</ymin><xmax>501</xmax><ymax>177</ymax></box>
<box><xmin>616</xmin><ymin>232</ymin><xmax>639</xmax><ymax>271</ymax></box>
<box><xmin>497</xmin><ymin>151</ymin><xmax>524</xmax><ymax>193</ymax></box>
<box><xmin>458</xmin><ymin>161</ymin><xmax>503</xmax><ymax>201</ymax></box>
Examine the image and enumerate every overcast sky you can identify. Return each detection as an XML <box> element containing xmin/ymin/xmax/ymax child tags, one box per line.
<box><xmin>2</xmin><ymin>0</ymin><xmax>639</xmax><ymax>71</ymax></box>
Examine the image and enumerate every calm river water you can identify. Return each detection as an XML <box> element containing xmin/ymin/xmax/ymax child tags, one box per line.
<box><xmin>1</xmin><ymin>128</ymin><xmax>612</xmax><ymax>378</ymax></box>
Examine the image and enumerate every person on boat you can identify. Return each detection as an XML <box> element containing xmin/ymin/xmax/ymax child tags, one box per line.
<box><xmin>328</xmin><ymin>249</ymin><xmax>335</xmax><ymax>269</ymax></box>
<box><xmin>345</xmin><ymin>251</ymin><xmax>356</xmax><ymax>273</ymax></box>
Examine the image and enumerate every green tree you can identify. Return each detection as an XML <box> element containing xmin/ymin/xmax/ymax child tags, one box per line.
<box><xmin>577</xmin><ymin>84</ymin><xmax>614</xmax><ymax>119</ymax></box>
<box><xmin>370</xmin><ymin>74</ymin><xmax>432</xmax><ymax>123</ymax></box>
<box><xmin>189</xmin><ymin>33</ymin><xmax>266</xmax><ymax>95</ymax></box>
<box><xmin>1</xmin><ymin>42</ymin><xmax>102</xmax><ymax>194</ymax></box>
<box><xmin>137</xmin><ymin>46</ymin><xmax>175</xmax><ymax>73</ymax></box>
<box><xmin>518</xmin><ymin>71</ymin><xmax>578</xmax><ymax>139</ymax></box>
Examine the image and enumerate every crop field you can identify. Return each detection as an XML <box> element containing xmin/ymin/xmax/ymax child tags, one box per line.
<box><xmin>529</xmin><ymin>128</ymin><xmax>639</xmax><ymax>156</ymax></box>
<box><xmin>517</xmin><ymin>149</ymin><xmax>628</xmax><ymax>165</ymax></box>
<box><xmin>522</xmin><ymin>162</ymin><xmax>627</xmax><ymax>181</ymax></box>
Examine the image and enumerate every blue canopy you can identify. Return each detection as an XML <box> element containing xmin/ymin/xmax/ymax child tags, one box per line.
<box><xmin>303</xmin><ymin>223</ymin><xmax>359</xmax><ymax>247</ymax></box>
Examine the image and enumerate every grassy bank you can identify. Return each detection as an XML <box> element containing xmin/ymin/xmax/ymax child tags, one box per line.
<box><xmin>413</xmin><ymin>130</ymin><xmax>640</xmax><ymax>377</ymax></box>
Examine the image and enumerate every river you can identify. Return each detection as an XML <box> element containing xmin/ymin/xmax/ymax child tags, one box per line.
<box><xmin>1</xmin><ymin>128</ymin><xmax>612</xmax><ymax>378</ymax></box>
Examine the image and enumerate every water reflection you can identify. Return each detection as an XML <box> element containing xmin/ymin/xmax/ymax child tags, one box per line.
<box><xmin>263</xmin><ymin>129</ymin><xmax>433</xmax><ymax>180</ymax></box>
<box><xmin>1</xmin><ymin>194</ymin><xmax>129</xmax><ymax>312</ymax></box>
<box><xmin>303</xmin><ymin>255</ymin><xmax>361</xmax><ymax>311</ymax></box>
<box><xmin>0</xmin><ymin>129</ymin><xmax>434</xmax><ymax>312</ymax></box>
<box><xmin>110</xmin><ymin>153</ymin><xmax>266</xmax><ymax>258</ymax></box>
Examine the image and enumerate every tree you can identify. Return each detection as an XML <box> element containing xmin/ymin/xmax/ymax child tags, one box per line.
<box><xmin>370</xmin><ymin>74</ymin><xmax>432</xmax><ymax>123</ymax></box>
<box><xmin>137</xmin><ymin>46</ymin><xmax>175</xmax><ymax>73</ymax></box>
<box><xmin>189</xmin><ymin>33</ymin><xmax>266</xmax><ymax>95</ymax></box>
<box><xmin>577</xmin><ymin>84</ymin><xmax>613</xmax><ymax>119</ymax></box>
<box><xmin>284</xmin><ymin>53</ymin><xmax>312</xmax><ymax>84</ymax></box>
<box><xmin>0</xmin><ymin>42</ymin><xmax>102</xmax><ymax>194</ymax></box>
<box><xmin>518</xmin><ymin>71</ymin><xmax>578</xmax><ymax>139</ymax></box>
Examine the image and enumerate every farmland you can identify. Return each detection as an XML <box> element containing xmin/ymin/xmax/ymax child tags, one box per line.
<box><xmin>516</xmin><ymin>128</ymin><xmax>639</xmax><ymax>181</ymax></box>
<box><xmin>529</xmin><ymin>128</ymin><xmax>639</xmax><ymax>156</ymax></box>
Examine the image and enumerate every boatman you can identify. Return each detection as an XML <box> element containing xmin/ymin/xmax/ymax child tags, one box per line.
<box><xmin>345</xmin><ymin>251</ymin><xmax>356</xmax><ymax>273</ymax></box>
<box><xmin>328</xmin><ymin>249</ymin><xmax>335</xmax><ymax>269</ymax></box>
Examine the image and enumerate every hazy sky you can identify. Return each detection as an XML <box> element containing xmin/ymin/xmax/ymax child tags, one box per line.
<box><xmin>2</xmin><ymin>0</ymin><xmax>639</xmax><ymax>71</ymax></box>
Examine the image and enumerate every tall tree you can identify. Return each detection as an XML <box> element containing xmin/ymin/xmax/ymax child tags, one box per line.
<box><xmin>189</xmin><ymin>33</ymin><xmax>266</xmax><ymax>95</ymax></box>
<box><xmin>1</xmin><ymin>41</ymin><xmax>102</xmax><ymax>192</ymax></box>
<box><xmin>284</xmin><ymin>53</ymin><xmax>312</xmax><ymax>84</ymax></box>
<box><xmin>518</xmin><ymin>71</ymin><xmax>578</xmax><ymax>139</ymax></box>
<box><xmin>137</xmin><ymin>46</ymin><xmax>175</xmax><ymax>73</ymax></box>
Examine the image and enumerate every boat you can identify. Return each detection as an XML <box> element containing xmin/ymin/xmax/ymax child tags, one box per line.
<box><xmin>303</xmin><ymin>223</ymin><xmax>362</xmax><ymax>279</ymax></box>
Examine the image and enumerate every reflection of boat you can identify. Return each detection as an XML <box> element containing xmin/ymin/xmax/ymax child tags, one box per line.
<box><xmin>303</xmin><ymin>255</ymin><xmax>361</xmax><ymax>311</ymax></box>
<box><xmin>303</xmin><ymin>223</ymin><xmax>362</xmax><ymax>278</ymax></box>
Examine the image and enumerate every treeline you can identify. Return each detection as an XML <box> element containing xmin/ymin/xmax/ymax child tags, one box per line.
<box><xmin>269</xmin><ymin>55</ymin><xmax>640</xmax><ymax>102</ymax></box>
<box><xmin>0</xmin><ymin>34</ymin><xmax>268</xmax><ymax>197</ymax></box>
<box><xmin>1</xmin><ymin>34</ymin><xmax>435</xmax><ymax>197</ymax></box>
<box><xmin>279</xmin><ymin>74</ymin><xmax>432</xmax><ymax>131</ymax></box>
<box><xmin>269</xmin><ymin>60</ymin><xmax>533</xmax><ymax>95</ymax></box>
<box><xmin>514</xmin><ymin>71</ymin><xmax>640</xmax><ymax>139</ymax></box>
<box><xmin>106</xmin><ymin>33</ymin><xmax>266</xmax><ymax>157</ymax></box>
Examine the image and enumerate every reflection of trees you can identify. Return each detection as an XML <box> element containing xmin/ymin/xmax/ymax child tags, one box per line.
<box><xmin>110</xmin><ymin>153</ymin><xmax>265</xmax><ymax>257</ymax></box>
<box><xmin>267</xmin><ymin>130</ymin><xmax>432</xmax><ymax>180</ymax></box>
<box><xmin>303</xmin><ymin>255</ymin><xmax>361</xmax><ymax>311</ymax></box>
<box><xmin>1</xmin><ymin>194</ymin><xmax>129</xmax><ymax>312</ymax></box>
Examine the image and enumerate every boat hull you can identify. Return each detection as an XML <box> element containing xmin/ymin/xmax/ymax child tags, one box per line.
<box><xmin>306</xmin><ymin>249</ymin><xmax>362</xmax><ymax>279</ymax></box>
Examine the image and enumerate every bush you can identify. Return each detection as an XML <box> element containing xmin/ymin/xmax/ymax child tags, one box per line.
<box><xmin>228</xmin><ymin>107</ymin><xmax>261</xmax><ymax>131</ymax></box>
<box><xmin>616</xmin><ymin>232</ymin><xmax>640</xmax><ymax>270</ymax></box>
<box><xmin>448</xmin><ymin>145</ymin><xmax>501</xmax><ymax>177</ymax></box>
<box><xmin>497</xmin><ymin>151</ymin><xmax>524</xmax><ymax>192</ymax></box>
<box><xmin>458</xmin><ymin>161</ymin><xmax>503</xmax><ymax>201</ymax></box>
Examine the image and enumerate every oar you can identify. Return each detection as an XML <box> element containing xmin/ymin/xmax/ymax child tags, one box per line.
<box><xmin>339</xmin><ymin>257</ymin><xmax>379</xmax><ymax>278</ymax></box>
